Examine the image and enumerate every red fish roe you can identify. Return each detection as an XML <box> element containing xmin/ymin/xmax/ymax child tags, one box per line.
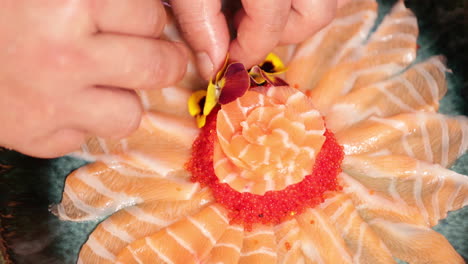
<box><xmin>186</xmin><ymin>109</ymin><xmax>344</xmax><ymax>229</ymax></box>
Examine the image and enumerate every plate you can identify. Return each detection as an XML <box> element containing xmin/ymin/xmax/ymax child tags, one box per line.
<box><xmin>1</xmin><ymin>0</ymin><xmax>467</xmax><ymax>263</ymax></box>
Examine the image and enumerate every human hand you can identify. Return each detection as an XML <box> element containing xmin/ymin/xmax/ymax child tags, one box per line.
<box><xmin>171</xmin><ymin>0</ymin><xmax>349</xmax><ymax>80</ymax></box>
<box><xmin>0</xmin><ymin>0</ymin><xmax>188</xmax><ymax>158</ymax></box>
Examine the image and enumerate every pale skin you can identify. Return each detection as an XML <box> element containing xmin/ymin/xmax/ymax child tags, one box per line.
<box><xmin>0</xmin><ymin>0</ymin><xmax>348</xmax><ymax>158</ymax></box>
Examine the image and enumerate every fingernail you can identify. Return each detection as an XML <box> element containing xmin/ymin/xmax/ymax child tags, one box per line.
<box><xmin>196</xmin><ymin>52</ymin><xmax>214</xmax><ymax>80</ymax></box>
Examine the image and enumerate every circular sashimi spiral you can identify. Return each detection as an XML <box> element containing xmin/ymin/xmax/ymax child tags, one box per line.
<box><xmin>215</xmin><ymin>86</ymin><xmax>326</xmax><ymax>194</ymax></box>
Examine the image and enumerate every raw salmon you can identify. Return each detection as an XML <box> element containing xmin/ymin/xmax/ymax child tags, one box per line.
<box><xmin>308</xmin><ymin>0</ymin><xmax>418</xmax><ymax>114</ymax></box>
<box><xmin>53</xmin><ymin>1</ymin><xmax>468</xmax><ymax>263</ymax></box>
<box><xmin>326</xmin><ymin>56</ymin><xmax>447</xmax><ymax>132</ymax></box>
<box><xmin>77</xmin><ymin>189</ymin><xmax>213</xmax><ymax>264</ymax></box>
<box><xmin>215</xmin><ymin>86</ymin><xmax>325</xmax><ymax>194</ymax></box>
<box><xmin>285</xmin><ymin>0</ymin><xmax>378</xmax><ymax>92</ymax></box>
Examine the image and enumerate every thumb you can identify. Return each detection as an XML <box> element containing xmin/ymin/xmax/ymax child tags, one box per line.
<box><xmin>171</xmin><ymin>0</ymin><xmax>229</xmax><ymax>80</ymax></box>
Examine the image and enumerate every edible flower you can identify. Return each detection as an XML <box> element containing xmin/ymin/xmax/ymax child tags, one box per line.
<box><xmin>188</xmin><ymin>53</ymin><xmax>287</xmax><ymax>128</ymax></box>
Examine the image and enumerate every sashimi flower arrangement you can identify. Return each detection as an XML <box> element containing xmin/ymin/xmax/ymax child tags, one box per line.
<box><xmin>54</xmin><ymin>1</ymin><xmax>468</xmax><ymax>263</ymax></box>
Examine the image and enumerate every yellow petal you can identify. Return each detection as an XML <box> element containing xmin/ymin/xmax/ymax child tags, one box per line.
<box><xmin>203</xmin><ymin>80</ymin><xmax>218</xmax><ymax>116</ymax></box>
<box><xmin>188</xmin><ymin>90</ymin><xmax>207</xmax><ymax>117</ymax></box>
<box><xmin>196</xmin><ymin>115</ymin><xmax>207</xmax><ymax>128</ymax></box>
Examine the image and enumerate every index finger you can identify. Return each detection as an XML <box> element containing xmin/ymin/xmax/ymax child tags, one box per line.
<box><xmin>229</xmin><ymin>0</ymin><xmax>291</xmax><ymax>68</ymax></box>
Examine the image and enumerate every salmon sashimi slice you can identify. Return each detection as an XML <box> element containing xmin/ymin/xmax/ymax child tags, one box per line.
<box><xmin>239</xmin><ymin>225</ymin><xmax>278</xmax><ymax>264</ymax></box>
<box><xmin>115</xmin><ymin>204</ymin><xmax>230</xmax><ymax>264</ymax></box>
<box><xmin>342</xmin><ymin>154</ymin><xmax>468</xmax><ymax>226</ymax></box>
<box><xmin>340</xmin><ymin>172</ymin><xmax>466</xmax><ymax>264</ymax></box>
<box><xmin>274</xmin><ymin>220</ymin><xmax>306</xmax><ymax>264</ymax></box>
<box><xmin>52</xmin><ymin>161</ymin><xmax>200</xmax><ymax>221</ymax></box>
<box><xmin>203</xmin><ymin>224</ymin><xmax>244</xmax><ymax>264</ymax></box>
<box><xmin>214</xmin><ymin>86</ymin><xmax>326</xmax><ymax>194</ymax></box>
<box><xmin>326</xmin><ymin>56</ymin><xmax>447</xmax><ymax>132</ymax></box>
<box><xmin>77</xmin><ymin>189</ymin><xmax>213</xmax><ymax>264</ymax></box>
<box><xmin>368</xmin><ymin>219</ymin><xmax>465</xmax><ymax>264</ymax></box>
<box><xmin>296</xmin><ymin>208</ymin><xmax>354</xmax><ymax>264</ymax></box>
<box><xmin>285</xmin><ymin>0</ymin><xmax>378</xmax><ymax>91</ymax></box>
<box><xmin>336</xmin><ymin>112</ymin><xmax>468</xmax><ymax>168</ymax></box>
<box><xmin>308</xmin><ymin>0</ymin><xmax>418</xmax><ymax>114</ymax></box>
<box><xmin>318</xmin><ymin>193</ymin><xmax>395</xmax><ymax>264</ymax></box>
<box><xmin>137</xmin><ymin>86</ymin><xmax>193</xmax><ymax>118</ymax></box>
<box><xmin>77</xmin><ymin>112</ymin><xmax>199</xmax><ymax>175</ymax></box>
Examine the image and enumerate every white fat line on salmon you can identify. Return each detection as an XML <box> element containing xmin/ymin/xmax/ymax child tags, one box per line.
<box><xmin>124</xmin><ymin>152</ymin><xmax>179</xmax><ymax>177</ymax></box>
<box><xmin>393</xmin><ymin>76</ymin><xmax>427</xmax><ymax>107</ymax></box>
<box><xmin>213</xmin><ymin>242</ymin><xmax>241</xmax><ymax>253</ymax></box>
<box><xmin>413</xmin><ymin>175</ymin><xmax>430</xmax><ymax>225</ymax></box>
<box><xmin>368</xmin><ymin>149</ymin><xmax>392</xmax><ymax>156</ymax></box>
<box><xmin>353</xmin><ymin>222</ymin><xmax>368</xmax><ymax>264</ymax></box>
<box><xmin>334</xmin><ymin>13</ymin><xmax>378</xmax><ymax>63</ymax></box>
<box><xmin>145</xmin><ymin>237</ymin><xmax>175</xmax><ymax>264</ymax></box>
<box><xmin>414</xmin><ymin>65</ymin><xmax>440</xmax><ymax>104</ymax></box>
<box><xmin>319</xmin><ymin>194</ymin><xmax>342</xmax><ymax>209</ymax></box>
<box><xmin>85</xmin><ymin>236</ymin><xmax>116</xmax><ymax>261</ymax></box>
<box><xmin>309</xmin><ymin>209</ymin><xmax>353</xmax><ymax>263</ymax></box>
<box><xmin>375</xmin><ymin>83</ymin><xmax>415</xmax><ymax>112</ymax></box>
<box><xmin>456</xmin><ymin>117</ymin><xmax>468</xmax><ymax>157</ymax></box>
<box><xmin>447</xmin><ymin>184</ymin><xmax>463</xmax><ymax>211</ymax></box>
<box><xmin>389</xmin><ymin>177</ymin><xmax>408</xmax><ymax>206</ymax></box>
<box><xmin>221</xmin><ymin>173</ymin><xmax>238</xmax><ymax>184</ymax></box>
<box><xmin>300</xmin><ymin>110</ymin><xmax>321</xmax><ymax>119</ymax></box>
<box><xmin>101</xmin><ymin>219</ymin><xmax>135</xmax><ymax>243</ymax></box>
<box><xmin>341</xmin><ymin>63</ymin><xmax>402</xmax><ymax>95</ymax></box>
<box><xmin>138</xmin><ymin>90</ymin><xmax>150</xmax><ymax>110</ymax></box>
<box><xmin>431</xmin><ymin>57</ymin><xmax>449</xmax><ymax>74</ymax></box>
<box><xmin>80</xmin><ymin>143</ymin><xmax>91</xmax><ymax>157</ymax></box>
<box><xmin>166</xmin><ymin>228</ymin><xmax>198</xmax><ymax>256</ymax></box>
<box><xmin>236</xmin><ymin>99</ymin><xmax>249</xmax><ymax>117</ymax></box>
<box><xmin>75</xmin><ymin>168</ymin><xmax>141</xmax><ymax>208</ymax></box>
<box><xmin>387</xmin><ymin>17</ymin><xmax>418</xmax><ymax>28</ymax></box>
<box><xmin>187</xmin><ymin>216</ymin><xmax>217</xmax><ymax>245</ymax></box>
<box><xmin>60</xmin><ymin>185</ymin><xmax>109</xmax><ymax>220</ymax></box>
<box><xmin>240</xmin><ymin>247</ymin><xmax>277</xmax><ymax>257</ymax></box>
<box><xmin>302</xmin><ymin>147</ymin><xmax>316</xmax><ymax>159</ymax></box>
<box><xmin>209</xmin><ymin>205</ymin><xmax>229</xmax><ymax>224</ymax></box>
<box><xmin>342</xmin><ymin>210</ymin><xmax>359</xmax><ymax>236</ymax></box>
<box><xmin>304</xmin><ymin>129</ymin><xmax>325</xmax><ymax>136</ymax></box>
<box><xmin>431</xmin><ymin>177</ymin><xmax>444</xmax><ymax>222</ymax></box>
<box><xmin>264</xmin><ymin>172</ymin><xmax>276</xmax><ymax>191</ymax></box>
<box><xmin>128</xmin><ymin>246</ymin><xmax>144</xmax><ymax>264</ymax></box>
<box><xmin>105</xmin><ymin>162</ymin><xmax>160</xmax><ymax>178</ymax></box>
<box><xmin>329</xmin><ymin>200</ymin><xmax>353</xmax><ymax>223</ymax></box>
<box><xmin>214</xmin><ymin>157</ymin><xmax>229</xmax><ymax>169</ymax></box>
<box><xmin>219</xmin><ymin>110</ymin><xmax>236</xmax><ymax>134</ymax></box>
<box><xmin>369</xmin><ymin>116</ymin><xmax>408</xmax><ymax>133</ymax></box>
<box><xmin>373</xmin><ymin>32</ymin><xmax>417</xmax><ymax>43</ymax></box>
<box><xmin>148</xmin><ymin>114</ymin><xmax>199</xmax><ymax>144</ymax></box>
<box><xmin>417</xmin><ymin>114</ymin><xmax>434</xmax><ymax>163</ymax></box>
<box><xmin>97</xmin><ymin>137</ymin><xmax>110</xmax><ymax>154</ymax></box>
<box><xmin>292</xmin><ymin>24</ymin><xmax>329</xmax><ymax>60</ymax></box>
<box><xmin>124</xmin><ymin>206</ymin><xmax>170</xmax><ymax>226</ymax></box>
<box><xmin>437</xmin><ymin>115</ymin><xmax>450</xmax><ymax>167</ymax></box>
<box><xmin>291</xmin><ymin>121</ymin><xmax>306</xmax><ymax>132</ymax></box>
<box><xmin>244</xmin><ymin>229</ymin><xmax>275</xmax><ymax>239</ymax></box>
<box><xmin>228</xmin><ymin>225</ymin><xmax>244</xmax><ymax>233</ymax></box>
<box><xmin>285</xmin><ymin>92</ymin><xmax>306</xmax><ymax>106</ymax></box>
<box><xmin>341</xmin><ymin>173</ymin><xmax>412</xmax><ymax>218</ymax></box>
<box><xmin>276</xmin><ymin>228</ymin><xmax>300</xmax><ymax>249</ymax></box>
<box><xmin>300</xmin><ymin>235</ymin><xmax>325</xmax><ymax>264</ymax></box>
